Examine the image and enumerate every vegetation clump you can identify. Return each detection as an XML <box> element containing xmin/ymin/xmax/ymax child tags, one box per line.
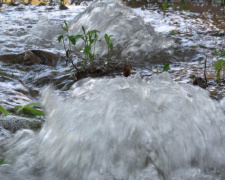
<box><xmin>58</xmin><ymin>21</ymin><xmax>120</xmax><ymax>79</ymax></box>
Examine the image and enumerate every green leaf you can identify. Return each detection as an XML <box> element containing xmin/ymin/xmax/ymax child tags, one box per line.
<box><xmin>104</xmin><ymin>34</ymin><xmax>109</xmax><ymax>43</ymax></box>
<box><xmin>163</xmin><ymin>1</ymin><xmax>168</xmax><ymax>12</ymax></box>
<box><xmin>89</xmin><ymin>39</ymin><xmax>95</xmax><ymax>45</ymax></box>
<box><xmin>88</xmin><ymin>30</ymin><xmax>99</xmax><ymax>35</ymax></box>
<box><xmin>62</xmin><ymin>21</ymin><xmax>69</xmax><ymax>32</ymax></box>
<box><xmin>58</xmin><ymin>35</ymin><xmax>64</xmax><ymax>42</ymax></box>
<box><xmin>0</xmin><ymin>105</ymin><xmax>9</xmax><ymax>116</ymax></box>
<box><xmin>68</xmin><ymin>35</ymin><xmax>76</xmax><ymax>45</ymax></box>
<box><xmin>82</xmin><ymin>26</ymin><xmax>86</xmax><ymax>34</ymax></box>
<box><xmin>212</xmin><ymin>49</ymin><xmax>219</xmax><ymax>56</ymax></box>
<box><xmin>214</xmin><ymin>59</ymin><xmax>225</xmax><ymax>81</ymax></box>
<box><xmin>163</xmin><ymin>64</ymin><xmax>170</xmax><ymax>72</ymax></box>
<box><xmin>89</xmin><ymin>53</ymin><xmax>94</xmax><ymax>61</ymax></box>
<box><xmin>189</xmin><ymin>74</ymin><xmax>196</xmax><ymax>78</ymax></box>
<box><xmin>75</xmin><ymin>34</ymin><xmax>84</xmax><ymax>40</ymax></box>
<box><xmin>220</xmin><ymin>50</ymin><xmax>225</xmax><ymax>57</ymax></box>
<box><xmin>216</xmin><ymin>71</ymin><xmax>221</xmax><ymax>81</ymax></box>
<box><xmin>0</xmin><ymin>158</ymin><xmax>4</xmax><ymax>165</ymax></box>
<box><xmin>214</xmin><ymin>59</ymin><xmax>225</xmax><ymax>72</ymax></box>
<box><xmin>16</xmin><ymin>103</ymin><xmax>44</xmax><ymax>116</ymax></box>
<box><xmin>108</xmin><ymin>42</ymin><xmax>113</xmax><ymax>50</ymax></box>
<box><xmin>84</xmin><ymin>45</ymin><xmax>91</xmax><ymax>55</ymax></box>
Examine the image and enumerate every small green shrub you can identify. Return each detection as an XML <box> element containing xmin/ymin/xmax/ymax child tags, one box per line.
<box><xmin>58</xmin><ymin>22</ymin><xmax>114</xmax><ymax>74</ymax></box>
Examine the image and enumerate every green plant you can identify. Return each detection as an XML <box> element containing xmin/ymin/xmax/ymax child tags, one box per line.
<box><xmin>212</xmin><ymin>49</ymin><xmax>219</xmax><ymax>56</ymax></box>
<box><xmin>0</xmin><ymin>158</ymin><xmax>4</xmax><ymax>165</ymax></box>
<box><xmin>104</xmin><ymin>33</ymin><xmax>113</xmax><ymax>71</ymax></box>
<box><xmin>0</xmin><ymin>105</ymin><xmax>9</xmax><ymax>116</ymax></box>
<box><xmin>74</xmin><ymin>26</ymin><xmax>100</xmax><ymax>71</ymax></box>
<box><xmin>189</xmin><ymin>74</ymin><xmax>196</xmax><ymax>78</ymax></box>
<box><xmin>163</xmin><ymin>1</ymin><xmax>168</xmax><ymax>16</ymax></box>
<box><xmin>214</xmin><ymin>59</ymin><xmax>225</xmax><ymax>81</ymax></box>
<box><xmin>163</xmin><ymin>63</ymin><xmax>170</xmax><ymax>72</ymax></box>
<box><xmin>153</xmin><ymin>64</ymin><xmax>170</xmax><ymax>74</ymax></box>
<box><xmin>58</xmin><ymin>21</ymin><xmax>78</xmax><ymax>73</ymax></box>
<box><xmin>212</xmin><ymin>49</ymin><xmax>225</xmax><ymax>57</ymax></box>
<box><xmin>15</xmin><ymin>103</ymin><xmax>45</xmax><ymax>116</ymax></box>
<box><xmin>170</xmin><ymin>31</ymin><xmax>177</xmax><ymax>36</ymax></box>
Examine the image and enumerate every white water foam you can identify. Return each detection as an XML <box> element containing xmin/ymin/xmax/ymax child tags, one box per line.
<box><xmin>69</xmin><ymin>0</ymin><xmax>174</xmax><ymax>61</ymax></box>
<box><xmin>1</xmin><ymin>73</ymin><xmax>225</xmax><ymax>180</ymax></box>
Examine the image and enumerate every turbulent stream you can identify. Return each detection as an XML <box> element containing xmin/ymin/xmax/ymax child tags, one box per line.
<box><xmin>1</xmin><ymin>0</ymin><xmax>225</xmax><ymax>179</ymax></box>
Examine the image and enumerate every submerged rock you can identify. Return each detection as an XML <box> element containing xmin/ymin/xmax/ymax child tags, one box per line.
<box><xmin>0</xmin><ymin>115</ymin><xmax>44</xmax><ymax>133</ymax></box>
<box><xmin>0</xmin><ymin>50</ymin><xmax>59</xmax><ymax>66</ymax></box>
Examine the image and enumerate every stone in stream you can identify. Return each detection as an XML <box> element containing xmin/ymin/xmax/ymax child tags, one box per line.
<box><xmin>0</xmin><ymin>50</ymin><xmax>60</xmax><ymax>66</ymax></box>
<box><xmin>193</xmin><ymin>77</ymin><xmax>207</xmax><ymax>89</ymax></box>
<box><xmin>59</xmin><ymin>4</ymin><xmax>68</xmax><ymax>10</ymax></box>
<box><xmin>0</xmin><ymin>115</ymin><xmax>44</xmax><ymax>133</ymax></box>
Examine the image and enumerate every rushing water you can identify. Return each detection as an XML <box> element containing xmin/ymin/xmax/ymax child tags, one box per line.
<box><xmin>1</xmin><ymin>73</ymin><xmax>225</xmax><ymax>180</ymax></box>
<box><xmin>1</xmin><ymin>0</ymin><xmax>225</xmax><ymax>179</ymax></box>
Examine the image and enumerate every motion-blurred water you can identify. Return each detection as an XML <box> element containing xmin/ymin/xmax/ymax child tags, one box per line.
<box><xmin>1</xmin><ymin>73</ymin><xmax>225</xmax><ymax>180</ymax></box>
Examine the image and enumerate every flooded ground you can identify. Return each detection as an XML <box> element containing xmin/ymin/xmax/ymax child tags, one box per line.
<box><xmin>1</xmin><ymin>1</ymin><xmax>225</xmax><ymax>179</ymax></box>
<box><xmin>0</xmin><ymin>0</ymin><xmax>225</xmax><ymax>100</ymax></box>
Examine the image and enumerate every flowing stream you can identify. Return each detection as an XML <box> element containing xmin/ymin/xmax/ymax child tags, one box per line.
<box><xmin>1</xmin><ymin>0</ymin><xmax>225</xmax><ymax>179</ymax></box>
<box><xmin>1</xmin><ymin>73</ymin><xmax>225</xmax><ymax>180</ymax></box>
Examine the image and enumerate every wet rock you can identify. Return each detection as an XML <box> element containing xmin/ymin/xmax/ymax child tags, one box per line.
<box><xmin>59</xmin><ymin>4</ymin><xmax>68</xmax><ymax>10</ymax></box>
<box><xmin>0</xmin><ymin>115</ymin><xmax>44</xmax><ymax>133</ymax></box>
<box><xmin>8</xmin><ymin>2</ymin><xmax>20</xmax><ymax>6</ymax></box>
<box><xmin>0</xmin><ymin>50</ymin><xmax>59</xmax><ymax>66</ymax></box>
<box><xmin>123</xmin><ymin>64</ymin><xmax>132</xmax><ymax>77</ymax></box>
<box><xmin>193</xmin><ymin>77</ymin><xmax>207</xmax><ymax>89</ymax></box>
<box><xmin>38</xmin><ymin>2</ymin><xmax>46</xmax><ymax>6</ymax></box>
<box><xmin>23</xmin><ymin>51</ymin><xmax>42</xmax><ymax>65</ymax></box>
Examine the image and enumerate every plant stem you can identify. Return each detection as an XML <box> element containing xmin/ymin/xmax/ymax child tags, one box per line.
<box><xmin>204</xmin><ymin>55</ymin><xmax>207</xmax><ymax>85</ymax></box>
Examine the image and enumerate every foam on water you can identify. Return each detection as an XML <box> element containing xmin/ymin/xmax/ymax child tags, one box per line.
<box><xmin>1</xmin><ymin>73</ymin><xmax>225</xmax><ymax>180</ymax></box>
<box><xmin>69</xmin><ymin>0</ymin><xmax>174</xmax><ymax>61</ymax></box>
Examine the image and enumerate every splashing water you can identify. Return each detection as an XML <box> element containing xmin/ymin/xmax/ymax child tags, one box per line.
<box><xmin>1</xmin><ymin>73</ymin><xmax>225</xmax><ymax>180</ymax></box>
<box><xmin>69</xmin><ymin>0</ymin><xmax>174</xmax><ymax>61</ymax></box>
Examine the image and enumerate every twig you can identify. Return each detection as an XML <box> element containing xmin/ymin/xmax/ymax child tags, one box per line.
<box><xmin>204</xmin><ymin>55</ymin><xmax>208</xmax><ymax>85</ymax></box>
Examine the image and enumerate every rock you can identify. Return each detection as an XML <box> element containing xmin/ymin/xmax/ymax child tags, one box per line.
<box><xmin>0</xmin><ymin>50</ymin><xmax>59</xmax><ymax>66</ymax></box>
<box><xmin>38</xmin><ymin>2</ymin><xmax>46</xmax><ymax>6</ymax></box>
<box><xmin>0</xmin><ymin>115</ymin><xmax>44</xmax><ymax>133</ymax></box>
<box><xmin>193</xmin><ymin>77</ymin><xmax>207</xmax><ymax>89</ymax></box>
<box><xmin>59</xmin><ymin>4</ymin><xmax>68</xmax><ymax>10</ymax></box>
<box><xmin>123</xmin><ymin>65</ymin><xmax>132</xmax><ymax>77</ymax></box>
<box><xmin>23</xmin><ymin>51</ymin><xmax>42</xmax><ymax>65</ymax></box>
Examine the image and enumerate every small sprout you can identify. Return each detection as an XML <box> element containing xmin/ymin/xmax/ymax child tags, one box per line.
<box><xmin>212</xmin><ymin>49</ymin><xmax>219</xmax><ymax>56</ymax></box>
<box><xmin>163</xmin><ymin>1</ymin><xmax>168</xmax><ymax>16</ymax></box>
<box><xmin>170</xmin><ymin>31</ymin><xmax>177</xmax><ymax>35</ymax></box>
<box><xmin>189</xmin><ymin>74</ymin><xmax>196</xmax><ymax>78</ymax></box>
<box><xmin>163</xmin><ymin>64</ymin><xmax>170</xmax><ymax>72</ymax></box>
